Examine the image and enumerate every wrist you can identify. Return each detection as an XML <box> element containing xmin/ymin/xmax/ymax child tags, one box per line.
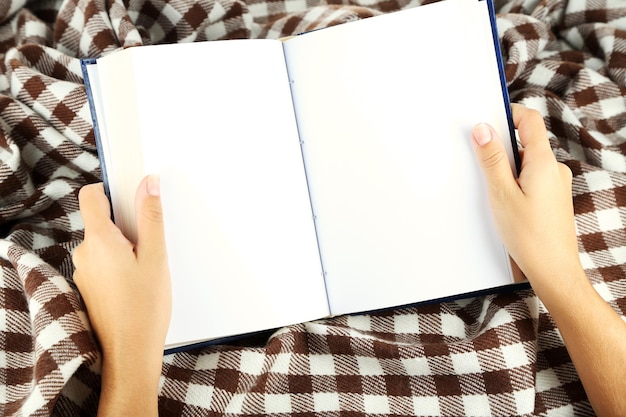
<box><xmin>97</xmin><ymin>348</ymin><xmax>163</xmax><ymax>416</ymax></box>
<box><xmin>530</xmin><ymin>266</ymin><xmax>595</xmax><ymax>317</ymax></box>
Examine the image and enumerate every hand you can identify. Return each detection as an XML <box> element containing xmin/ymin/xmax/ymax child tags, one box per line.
<box><xmin>471</xmin><ymin>104</ymin><xmax>581</xmax><ymax>294</ymax></box>
<box><xmin>73</xmin><ymin>175</ymin><xmax>171</xmax><ymax>417</ymax></box>
<box><xmin>472</xmin><ymin>105</ymin><xmax>626</xmax><ymax>417</ymax></box>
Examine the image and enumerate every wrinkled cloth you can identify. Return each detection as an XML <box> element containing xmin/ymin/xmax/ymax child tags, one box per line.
<box><xmin>0</xmin><ymin>0</ymin><xmax>624</xmax><ymax>416</ymax></box>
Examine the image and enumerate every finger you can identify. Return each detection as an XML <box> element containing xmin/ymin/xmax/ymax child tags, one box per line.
<box><xmin>558</xmin><ymin>162</ymin><xmax>573</xmax><ymax>183</ymax></box>
<box><xmin>134</xmin><ymin>175</ymin><xmax>167</xmax><ymax>262</ymax></box>
<box><xmin>78</xmin><ymin>183</ymin><xmax>114</xmax><ymax>238</ymax></box>
<box><xmin>72</xmin><ymin>243</ymin><xmax>86</xmax><ymax>276</ymax></box>
<box><xmin>511</xmin><ymin>104</ymin><xmax>553</xmax><ymax>160</ymax></box>
<box><xmin>509</xmin><ymin>256</ymin><xmax>527</xmax><ymax>283</ymax></box>
<box><xmin>471</xmin><ymin>123</ymin><xmax>520</xmax><ymax>201</ymax></box>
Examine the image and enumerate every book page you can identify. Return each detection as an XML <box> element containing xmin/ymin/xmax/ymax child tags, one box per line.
<box><xmin>96</xmin><ymin>40</ymin><xmax>329</xmax><ymax>346</ymax></box>
<box><xmin>284</xmin><ymin>0</ymin><xmax>515</xmax><ymax>316</ymax></box>
<box><xmin>93</xmin><ymin>55</ymin><xmax>146</xmax><ymax>245</ymax></box>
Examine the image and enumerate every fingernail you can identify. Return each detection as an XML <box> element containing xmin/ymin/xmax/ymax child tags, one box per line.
<box><xmin>473</xmin><ymin>123</ymin><xmax>492</xmax><ymax>147</ymax></box>
<box><xmin>147</xmin><ymin>174</ymin><xmax>160</xmax><ymax>197</ymax></box>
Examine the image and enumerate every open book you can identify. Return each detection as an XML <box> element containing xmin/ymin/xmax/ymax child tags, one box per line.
<box><xmin>82</xmin><ymin>0</ymin><xmax>522</xmax><ymax>352</ymax></box>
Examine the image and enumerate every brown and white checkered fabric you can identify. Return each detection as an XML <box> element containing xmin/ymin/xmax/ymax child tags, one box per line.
<box><xmin>0</xmin><ymin>0</ymin><xmax>624</xmax><ymax>416</ymax></box>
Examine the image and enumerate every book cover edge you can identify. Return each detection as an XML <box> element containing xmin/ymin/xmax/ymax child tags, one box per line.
<box><xmin>163</xmin><ymin>281</ymin><xmax>532</xmax><ymax>354</ymax></box>
<box><xmin>484</xmin><ymin>0</ymin><xmax>522</xmax><ymax>174</ymax></box>
<box><xmin>80</xmin><ymin>58</ymin><xmax>114</xmax><ymax>206</ymax></box>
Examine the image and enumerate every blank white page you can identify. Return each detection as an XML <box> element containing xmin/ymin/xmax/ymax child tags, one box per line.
<box><xmin>97</xmin><ymin>40</ymin><xmax>329</xmax><ymax>346</ymax></box>
<box><xmin>283</xmin><ymin>0</ymin><xmax>515</xmax><ymax>316</ymax></box>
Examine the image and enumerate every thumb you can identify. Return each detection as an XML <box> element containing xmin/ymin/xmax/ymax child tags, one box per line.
<box><xmin>134</xmin><ymin>174</ymin><xmax>167</xmax><ymax>261</ymax></box>
<box><xmin>471</xmin><ymin>123</ymin><xmax>518</xmax><ymax>200</ymax></box>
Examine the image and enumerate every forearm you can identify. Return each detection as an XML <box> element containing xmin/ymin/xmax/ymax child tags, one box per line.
<box><xmin>534</xmin><ymin>269</ymin><xmax>626</xmax><ymax>417</ymax></box>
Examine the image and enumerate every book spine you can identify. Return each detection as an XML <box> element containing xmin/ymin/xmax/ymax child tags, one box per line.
<box><xmin>281</xmin><ymin>44</ymin><xmax>331</xmax><ymax>312</ymax></box>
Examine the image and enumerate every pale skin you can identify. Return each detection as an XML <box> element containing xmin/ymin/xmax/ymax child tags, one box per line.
<box><xmin>73</xmin><ymin>175</ymin><xmax>170</xmax><ymax>417</ymax></box>
<box><xmin>472</xmin><ymin>104</ymin><xmax>626</xmax><ymax>417</ymax></box>
<box><xmin>73</xmin><ymin>104</ymin><xmax>626</xmax><ymax>416</ymax></box>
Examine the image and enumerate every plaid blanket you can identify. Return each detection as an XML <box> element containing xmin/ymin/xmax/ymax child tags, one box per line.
<box><xmin>0</xmin><ymin>0</ymin><xmax>624</xmax><ymax>415</ymax></box>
